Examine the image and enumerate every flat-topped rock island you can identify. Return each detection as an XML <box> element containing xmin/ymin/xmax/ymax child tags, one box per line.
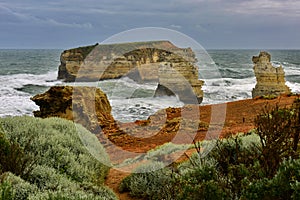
<box><xmin>57</xmin><ymin>40</ymin><xmax>204</xmax><ymax>104</ymax></box>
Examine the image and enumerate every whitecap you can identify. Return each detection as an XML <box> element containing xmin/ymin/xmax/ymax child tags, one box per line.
<box><xmin>0</xmin><ymin>71</ymin><xmax>61</xmax><ymax>117</ymax></box>
<box><xmin>286</xmin><ymin>81</ymin><xmax>300</xmax><ymax>93</ymax></box>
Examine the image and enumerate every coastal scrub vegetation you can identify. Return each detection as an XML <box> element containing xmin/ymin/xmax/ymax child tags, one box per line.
<box><xmin>117</xmin><ymin>142</ymin><xmax>192</xmax><ymax>169</ymax></box>
<box><xmin>120</xmin><ymin>99</ymin><xmax>300</xmax><ymax>199</ymax></box>
<box><xmin>0</xmin><ymin>116</ymin><xmax>117</xmax><ymax>200</ymax></box>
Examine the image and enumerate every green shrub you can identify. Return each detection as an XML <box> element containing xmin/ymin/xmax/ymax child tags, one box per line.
<box><xmin>242</xmin><ymin>158</ymin><xmax>300</xmax><ymax>199</ymax></box>
<box><xmin>261</xmin><ymin>95</ymin><xmax>277</xmax><ymax>100</ymax></box>
<box><xmin>0</xmin><ymin>116</ymin><xmax>110</xmax><ymax>185</ymax></box>
<box><xmin>270</xmin><ymin>158</ymin><xmax>300</xmax><ymax>199</ymax></box>
<box><xmin>208</xmin><ymin>134</ymin><xmax>262</xmax><ymax>175</ymax></box>
<box><xmin>177</xmin><ymin>158</ymin><xmax>229</xmax><ymax>200</ymax></box>
<box><xmin>0</xmin><ymin>126</ymin><xmax>36</xmax><ymax>179</ymax></box>
<box><xmin>241</xmin><ymin>178</ymin><xmax>272</xmax><ymax>200</ymax></box>
<box><xmin>255</xmin><ymin>103</ymin><xmax>300</xmax><ymax>177</ymax></box>
<box><xmin>28</xmin><ymin>186</ymin><xmax>117</xmax><ymax>200</ymax></box>
<box><xmin>291</xmin><ymin>181</ymin><xmax>300</xmax><ymax>200</ymax></box>
<box><xmin>27</xmin><ymin>165</ymin><xmax>78</xmax><ymax>191</ymax></box>
<box><xmin>120</xmin><ymin>134</ymin><xmax>263</xmax><ymax>200</ymax></box>
<box><xmin>0</xmin><ymin>181</ymin><xmax>14</xmax><ymax>200</ymax></box>
<box><xmin>0</xmin><ymin>116</ymin><xmax>116</xmax><ymax>200</ymax></box>
<box><xmin>144</xmin><ymin>142</ymin><xmax>191</xmax><ymax>161</ymax></box>
<box><xmin>118</xmin><ymin>142</ymin><xmax>191</xmax><ymax>169</ymax></box>
<box><xmin>292</xmin><ymin>98</ymin><xmax>300</xmax><ymax>153</ymax></box>
<box><xmin>119</xmin><ymin>161</ymin><xmax>177</xmax><ymax>199</ymax></box>
<box><xmin>0</xmin><ymin>171</ymin><xmax>117</xmax><ymax>200</ymax></box>
<box><xmin>0</xmin><ymin>172</ymin><xmax>37</xmax><ymax>200</ymax></box>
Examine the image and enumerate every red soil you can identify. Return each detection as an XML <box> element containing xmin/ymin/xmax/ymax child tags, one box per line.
<box><xmin>104</xmin><ymin>95</ymin><xmax>298</xmax><ymax>200</ymax></box>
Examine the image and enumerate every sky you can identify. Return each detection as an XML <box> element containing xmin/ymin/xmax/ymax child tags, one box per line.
<box><xmin>0</xmin><ymin>0</ymin><xmax>299</xmax><ymax>49</ymax></box>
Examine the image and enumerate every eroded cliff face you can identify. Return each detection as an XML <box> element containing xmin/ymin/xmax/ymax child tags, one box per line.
<box><xmin>58</xmin><ymin>41</ymin><xmax>204</xmax><ymax>104</ymax></box>
<box><xmin>252</xmin><ymin>51</ymin><xmax>291</xmax><ymax>98</ymax></box>
<box><xmin>58</xmin><ymin>41</ymin><xmax>194</xmax><ymax>82</ymax></box>
<box><xmin>110</xmin><ymin>47</ymin><xmax>203</xmax><ymax>104</ymax></box>
<box><xmin>58</xmin><ymin>44</ymin><xmax>98</xmax><ymax>82</ymax></box>
<box><xmin>31</xmin><ymin>86</ymin><xmax>114</xmax><ymax>133</ymax></box>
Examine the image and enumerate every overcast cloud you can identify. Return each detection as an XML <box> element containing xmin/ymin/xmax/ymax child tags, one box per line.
<box><xmin>0</xmin><ymin>0</ymin><xmax>299</xmax><ymax>49</ymax></box>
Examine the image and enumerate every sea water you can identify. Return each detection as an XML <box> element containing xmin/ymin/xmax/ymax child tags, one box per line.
<box><xmin>0</xmin><ymin>49</ymin><xmax>299</xmax><ymax>122</ymax></box>
<box><xmin>0</xmin><ymin>49</ymin><xmax>62</xmax><ymax>117</ymax></box>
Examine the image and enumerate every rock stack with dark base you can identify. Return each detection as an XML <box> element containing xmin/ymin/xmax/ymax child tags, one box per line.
<box><xmin>252</xmin><ymin>51</ymin><xmax>291</xmax><ymax>98</ymax></box>
<box><xmin>31</xmin><ymin>86</ymin><xmax>114</xmax><ymax>133</ymax></box>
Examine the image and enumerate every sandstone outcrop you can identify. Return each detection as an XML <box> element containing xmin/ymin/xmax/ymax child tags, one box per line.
<box><xmin>58</xmin><ymin>44</ymin><xmax>98</xmax><ymax>81</ymax></box>
<box><xmin>252</xmin><ymin>51</ymin><xmax>291</xmax><ymax>98</ymax></box>
<box><xmin>31</xmin><ymin>86</ymin><xmax>114</xmax><ymax>133</ymax></box>
<box><xmin>57</xmin><ymin>41</ymin><xmax>204</xmax><ymax>104</ymax></box>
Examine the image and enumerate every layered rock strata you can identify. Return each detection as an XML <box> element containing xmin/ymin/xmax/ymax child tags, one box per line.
<box><xmin>252</xmin><ymin>51</ymin><xmax>291</xmax><ymax>98</ymax></box>
<box><xmin>58</xmin><ymin>44</ymin><xmax>98</xmax><ymax>81</ymax></box>
<box><xmin>57</xmin><ymin>41</ymin><xmax>204</xmax><ymax>104</ymax></box>
<box><xmin>31</xmin><ymin>86</ymin><xmax>114</xmax><ymax>133</ymax></box>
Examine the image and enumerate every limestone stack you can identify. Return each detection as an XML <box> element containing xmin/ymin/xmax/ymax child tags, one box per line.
<box><xmin>252</xmin><ymin>51</ymin><xmax>291</xmax><ymax>98</ymax></box>
<box><xmin>31</xmin><ymin>86</ymin><xmax>114</xmax><ymax>133</ymax></box>
<box><xmin>57</xmin><ymin>41</ymin><xmax>195</xmax><ymax>82</ymax></box>
<box><xmin>57</xmin><ymin>41</ymin><xmax>204</xmax><ymax>104</ymax></box>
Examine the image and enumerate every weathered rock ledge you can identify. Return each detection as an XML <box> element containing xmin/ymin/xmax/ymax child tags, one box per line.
<box><xmin>31</xmin><ymin>86</ymin><xmax>114</xmax><ymax>133</ymax></box>
<box><xmin>57</xmin><ymin>41</ymin><xmax>204</xmax><ymax>104</ymax></box>
<box><xmin>252</xmin><ymin>51</ymin><xmax>291</xmax><ymax>98</ymax></box>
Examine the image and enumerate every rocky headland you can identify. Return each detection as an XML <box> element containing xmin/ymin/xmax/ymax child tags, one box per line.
<box><xmin>252</xmin><ymin>51</ymin><xmax>291</xmax><ymax>98</ymax></box>
<box><xmin>31</xmin><ymin>85</ymin><xmax>299</xmax><ymax>153</ymax></box>
<box><xmin>57</xmin><ymin>41</ymin><xmax>204</xmax><ymax>104</ymax></box>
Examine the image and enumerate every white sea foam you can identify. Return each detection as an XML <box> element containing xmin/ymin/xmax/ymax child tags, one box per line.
<box><xmin>74</xmin><ymin>77</ymin><xmax>182</xmax><ymax>122</ymax></box>
<box><xmin>0</xmin><ymin>71</ymin><xmax>61</xmax><ymax>117</ymax></box>
<box><xmin>201</xmin><ymin>77</ymin><xmax>256</xmax><ymax>104</ymax></box>
<box><xmin>287</xmin><ymin>82</ymin><xmax>300</xmax><ymax>93</ymax></box>
<box><xmin>1</xmin><ymin>50</ymin><xmax>299</xmax><ymax>122</ymax></box>
<box><xmin>110</xmin><ymin>96</ymin><xmax>183</xmax><ymax>122</ymax></box>
<box><xmin>285</xmin><ymin>68</ymin><xmax>300</xmax><ymax>76</ymax></box>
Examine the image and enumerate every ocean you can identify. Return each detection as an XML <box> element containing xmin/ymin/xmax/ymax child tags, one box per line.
<box><xmin>0</xmin><ymin>49</ymin><xmax>299</xmax><ymax>122</ymax></box>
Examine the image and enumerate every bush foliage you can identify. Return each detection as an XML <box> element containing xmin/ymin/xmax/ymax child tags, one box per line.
<box><xmin>0</xmin><ymin>116</ymin><xmax>116</xmax><ymax>200</ymax></box>
<box><xmin>120</xmin><ymin>99</ymin><xmax>300</xmax><ymax>199</ymax></box>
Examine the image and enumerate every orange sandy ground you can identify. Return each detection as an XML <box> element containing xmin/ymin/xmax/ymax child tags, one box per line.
<box><xmin>103</xmin><ymin>95</ymin><xmax>298</xmax><ymax>200</ymax></box>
